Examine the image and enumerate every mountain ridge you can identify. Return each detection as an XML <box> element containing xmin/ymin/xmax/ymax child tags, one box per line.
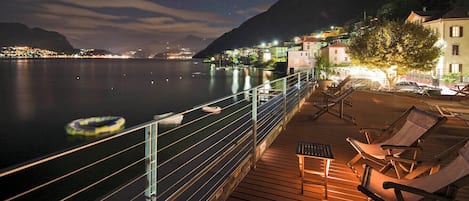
<box><xmin>0</xmin><ymin>22</ymin><xmax>75</xmax><ymax>53</ymax></box>
<box><xmin>194</xmin><ymin>0</ymin><xmax>386</xmax><ymax>58</ymax></box>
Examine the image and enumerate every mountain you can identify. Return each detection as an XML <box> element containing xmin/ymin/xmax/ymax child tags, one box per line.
<box><xmin>172</xmin><ymin>35</ymin><xmax>214</xmax><ymax>53</ymax></box>
<box><xmin>194</xmin><ymin>0</ymin><xmax>387</xmax><ymax>58</ymax></box>
<box><xmin>0</xmin><ymin>23</ymin><xmax>75</xmax><ymax>53</ymax></box>
<box><xmin>135</xmin><ymin>35</ymin><xmax>214</xmax><ymax>58</ymax></box>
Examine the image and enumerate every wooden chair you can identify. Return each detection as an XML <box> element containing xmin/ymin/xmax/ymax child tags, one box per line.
<box><xmin>452</xmin><ymin>84</ymin><xmax>469</xmax><ymax>96</ymax></box>
<box><xmin>433</xmin><ymin>104</ymin><xmax>469</xmax><ymax>127</ymax></box>
<box><xmin>386</xmin><ymin>137</ymin><xmax>469</xmax><ymax>180</ymax></box>
<box><xmin>357</xmin><ymin>140</ymin><xmax>469</xmax><ymax>201</ymax></box>
<box><xmin>346</xmin><ymin>106</ymin><xmax>447</xmax><ymax>179</ymax></box>
<box><xmin>311</xmin><ymin>87</ymin><xmax>355</xmax><ymax>123</ymax></box>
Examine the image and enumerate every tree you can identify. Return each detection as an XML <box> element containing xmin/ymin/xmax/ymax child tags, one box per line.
<box><xmin>315</xmin><ymin>56</ymin><xmax>332</xmax><ymax>80</ymax></box>
<box><xmin>348</xmin><ymin>20</ymin><xmax>441</xmax><ymax>88</ymax></box>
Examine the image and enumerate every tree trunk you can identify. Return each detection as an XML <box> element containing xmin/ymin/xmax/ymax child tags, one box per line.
<box><xmin>382</xmin><ymin>69</ymin><xmax>399</xmax><ymax>91</ymax></box>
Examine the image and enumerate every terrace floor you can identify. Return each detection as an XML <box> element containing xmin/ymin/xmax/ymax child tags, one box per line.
<box><xmin>228</xmin><ymin>90</ymin><xmax>469</xmax><ymax>201</ymax></box>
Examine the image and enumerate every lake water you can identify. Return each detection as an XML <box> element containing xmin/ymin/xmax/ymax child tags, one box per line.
<box><xmin>0</xmin><ymin>59</ymin><xmax>275</xmax><ymax>169</ymax></box>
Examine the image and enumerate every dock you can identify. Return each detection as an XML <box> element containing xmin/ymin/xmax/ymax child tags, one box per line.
<box><xmin>229</xmin><ymin>90</ymin><xmax>469</xmax><ymax>200</ymax></box>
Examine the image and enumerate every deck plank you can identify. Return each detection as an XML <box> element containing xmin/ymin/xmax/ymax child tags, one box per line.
<box><xmin>229</xmin><ymin>90</ymin><xmax>469</xmax><ymax>201</ymax></box>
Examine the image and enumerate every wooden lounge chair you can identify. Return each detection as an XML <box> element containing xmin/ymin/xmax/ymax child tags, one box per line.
<box><xmin>451</xmin><ymin>83</ymin><xmax>469</xmax><ymax>96</ymax></box>
<box><xmin>346</xmin><ymin>106</ymin><xmax>447</xmax><ymax>179</ymax></box>
<box><xmin>311</xmin><ymin>87</ymin><xmax>355</xmax><ymax>123</ymax></box>
<box><xmin>357</xmin><ymin>140</ymin><xmax>469</xmax><ymax>201</ymax></box>
<box><xmin>433</xmin><ymin>104</ymin><xmax>469</xmax><ymax>127</ymax></box>
<box><xmin>386</xmin><ymin>137</ymin><xmax>469</xmax><ymax>180</ymax></box>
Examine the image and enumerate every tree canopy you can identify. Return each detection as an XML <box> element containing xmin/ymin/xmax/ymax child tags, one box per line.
<box><xmin>348</xmin><ymin>20</ymin><xmax>441</xmax><ymax>87</ymax></box>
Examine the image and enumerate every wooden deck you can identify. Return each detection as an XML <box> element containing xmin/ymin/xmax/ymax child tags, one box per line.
<box><xmin>229</xmin><ymin>90</ymin><xmax>469</xmax><ymax>201</ymax></box>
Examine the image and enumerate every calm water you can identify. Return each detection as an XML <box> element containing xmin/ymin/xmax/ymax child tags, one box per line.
<box><xmin>0</xmin><ymin>59</ymin><xmax>274</xmax><ymax>169</ymax></box>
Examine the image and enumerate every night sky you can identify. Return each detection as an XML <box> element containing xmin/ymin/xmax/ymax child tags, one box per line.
<box><xmin>1</xmin><ymin>0</ymin><xmax>277</xmax><ymax>52</ymax></box>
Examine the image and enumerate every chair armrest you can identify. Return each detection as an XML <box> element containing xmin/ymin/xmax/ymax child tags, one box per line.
<box><xmin>381</xmin><ymin>145</ymin><xmax>422</xmax><ymax>151</ymax></box>
<box><xmin>357</xmin><ymin>185</ymin><xmax>385</xmax><ymax>201</ymax></box>
<box><xmin>382</xmin><ymin>182</ymin><xmax>452</xmax><ymax>201</ymax></box>
<box><xmin>359</xmin><ymin>128</ymin><xmax>386</xmax><ymax>143</ymax></box>
<box><xmin>359</xmin><ymin>127</ymin><xmax>386</xmax><ymax>133</ymax></box>
<box><xmin>384</xmin><ymin>155</ymin><xmax>418</xmax><ymax>165</ymax></box>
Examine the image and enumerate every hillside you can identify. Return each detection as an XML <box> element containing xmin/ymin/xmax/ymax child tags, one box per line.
<box><xmin>0</xmin><ymin>23</ymin><xmax>75</xmax><ymax>53</ymax></box>
<box><xmin>194</xmin><ymin>0</ymin><xmax>385</xmax><ymax>58</ymax></box>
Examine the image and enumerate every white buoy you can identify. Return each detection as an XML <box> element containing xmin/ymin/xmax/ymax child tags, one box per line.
<box><xmin>76</xmin><ymin>76</ymin><xmax>80</xmax><ymax>80</ymax></box>
<box><xmin>166</xmin><ymin>78</ymin><xmax>169</xmax><ymax>82</ymax></box>
<box><xmin>151</xmin><ymin>80</ymin><xmax>155</xmax><ymax>84</ymax></box>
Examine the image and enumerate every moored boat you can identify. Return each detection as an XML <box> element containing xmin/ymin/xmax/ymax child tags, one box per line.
<box><xmin>154</xmin><ymin>112</ymin><xmax>184</xmax><ymax>125</ymax></box>
<box><xmin>202</xmin><ymin>106</ymin><xmax>222</xmax><ymax>114</ymax></box>
<box><xmin>65</xmin><ymin>116</ymin><xmax>125</xmax><ymax>136</ymax></box>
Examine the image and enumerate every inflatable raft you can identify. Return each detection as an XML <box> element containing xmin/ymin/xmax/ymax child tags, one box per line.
<box><xmin>66</xmin><ymin>116</ymin><xmax>125</xmax><ymax>136</ymax></box>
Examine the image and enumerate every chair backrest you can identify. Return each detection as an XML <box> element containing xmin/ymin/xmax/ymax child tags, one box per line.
<box><xmin>328</xmin><ymin>76</ymin><xmax>352</xmax><ymax>95</ymax></box>
<box><xmin>330</xmin><ymin>87</ymin><xmax>354</xmax><ymax>103</ymax></box>
<box><xmin>383</xmin><ymin>107</ymin><xmax>446</xmax><ymax>147</ymax></box>
<box><xmin>335</xmin><ymin>75</ymin><xmax>352</xmax><ymax>89</ymax></box>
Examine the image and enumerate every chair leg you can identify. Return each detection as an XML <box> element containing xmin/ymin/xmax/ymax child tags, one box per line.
<box><xmin>379</xmin><ymin>163</ymin><xmax>393</xmax><ymax>173</ymax></box>
<box><xmin>347</xmin><ymin>154</ymin><xmax>362</xmax><ymax>168</ymax></box>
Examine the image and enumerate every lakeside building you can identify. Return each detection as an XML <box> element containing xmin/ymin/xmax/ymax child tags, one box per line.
<box><xmin>319</xmin><ymin>42</ymin><xmax>351</xmax><ymax>66</ymax></box>
<box><xmin>406</xmin><ymin>7</ymin><xmax>469</xmax><ymax>82</ymax></box>
<box><xmin>287</xmin><ymin>50</ymin><xmax>312</xmax><ymax>71</ymax></box>
<box><xmin>302</xmin><ymin>36</ymin><xmax>326</xmax><ymax>59</ymax></box>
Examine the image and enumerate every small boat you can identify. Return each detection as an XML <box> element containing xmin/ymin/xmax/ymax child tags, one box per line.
<box><xmin>202</xmin><ymin>106</ymin><xmax>222</xmax><ymax>114</ymax></box>
<box><xmin>154</xmin><ymin>112</ymin><xmax>184</xmax><ymax>125</ymax></box>
<box><xmin>66</xmin><ymin>116</ymin><xmax>125</xmax><ymax>136</ymax></box>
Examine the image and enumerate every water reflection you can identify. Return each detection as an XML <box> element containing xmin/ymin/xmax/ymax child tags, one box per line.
<box><xmin>231</xmin><ymin>69</ymin><xmax>239</xmax><ymax>94</ymax></box>
<box><xmin>243</xmin><ymin>68</ymin><xmax>252</xmax><ymax>100</ymax></box>
<box><xmin>209</xmin><ymin>64</ymin><xmax>215</xmax><ymax>94</ymax></box>
<box><xmin>15</xmin><ymin>60</ymin><xmax>34</xmax><ymax>121</ymax></box>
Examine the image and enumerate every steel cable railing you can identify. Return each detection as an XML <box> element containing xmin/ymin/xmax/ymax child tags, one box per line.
<box><xmin>0</xmin><ymin>68</ymin><xmax>314</xmax><ymax>201</ymax></box>
<box><xmin>156</xmin><ymin>109</ymin><xmax>251</xmax><ymax>196</ymax></box>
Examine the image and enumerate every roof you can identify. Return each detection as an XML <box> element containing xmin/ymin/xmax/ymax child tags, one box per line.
<box><xmin>328</xmin><ymin>42</ymin><xmax>347</xmax><ymax>48</ymax></box>
<box><xmin>409</xmin><ymin>7</ymin><xmax>469</xmax><ymax>22</ymax></box>
<box><xmin>441</xmin><ymin>7</ymin><xmax>469</xmax><ymax>19</ymax></box>
<box><xmin>303</xmin><ymin>37</ymin><xmax>321</xmax><ymax>42</ymax></box>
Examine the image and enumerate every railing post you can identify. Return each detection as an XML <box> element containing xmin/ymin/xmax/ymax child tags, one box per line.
<box><xmin>145</xmin><ymin>122</ymin><xmax>158</xmax><ymax>201</ymax></box>
<box><xmin>297</xmin><ymin>72</ymin><xmax>301</xmax><ymax>112</ymax></box>
<box><xmin>251</xmin><ymin>88</ymin><xmax>258</xmax><ymax>169</ymax></box>
<box><xmin>282</xmin><ymin>78</ymin><xmax>287</xmax><ymax>129</ymax></box>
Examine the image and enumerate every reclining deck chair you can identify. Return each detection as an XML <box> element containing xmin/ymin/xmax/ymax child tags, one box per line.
<box><xmin>311</xmin><ymin>87</ymin><xmax>355</xmax><ymax>123</ymax></box>
<box><xmin>358</xmin><ymin>140</ymin><xmax>469</xmax><ymax>201</ymax></box>
<box><xmin>346</xmin><ymin>106</ymin><xmax>447</xmax><ymax>179</ymax></box>
<box><xmin>451</xmin><ymin>83</ymin><xmax>469</xmax><ymax>96</ymax></box>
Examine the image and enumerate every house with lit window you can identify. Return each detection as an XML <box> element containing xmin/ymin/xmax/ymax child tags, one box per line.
<box><xmin>287</xmin><ymin>50</ymin><xmax>312</xmax><ymax>71</ymax></box>
<box><xmin>302</xmin><ymin>36</ymin><xmax>327</xmax><ymax>59</ymax></box>
<box><xmin>406</xmin><ymin>7</ymin><xmax>469</xmax><ymax>82</ymax></box>
<box><xmin>318</xmin><ymin>42</ymin><xmax>351</xmax><ymax>66</ymax></box>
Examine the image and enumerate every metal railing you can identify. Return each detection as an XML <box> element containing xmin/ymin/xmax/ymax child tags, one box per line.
<box><xmin>0</xmin><ymin>68</ymin><xmax>315</xmax><ymax>201</ymax></box>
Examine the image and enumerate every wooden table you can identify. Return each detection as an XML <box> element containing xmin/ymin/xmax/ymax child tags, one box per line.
<box><xmin>296</xmin><ymin>142</ymin><xmax>334</xmax><ymax>199</ymax></box>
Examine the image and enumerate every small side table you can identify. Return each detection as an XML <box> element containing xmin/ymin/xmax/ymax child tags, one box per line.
<box><xmin>296</xmin><ymin>142</ymin><xmax>334</xmax><ymax>199</ymax></box>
